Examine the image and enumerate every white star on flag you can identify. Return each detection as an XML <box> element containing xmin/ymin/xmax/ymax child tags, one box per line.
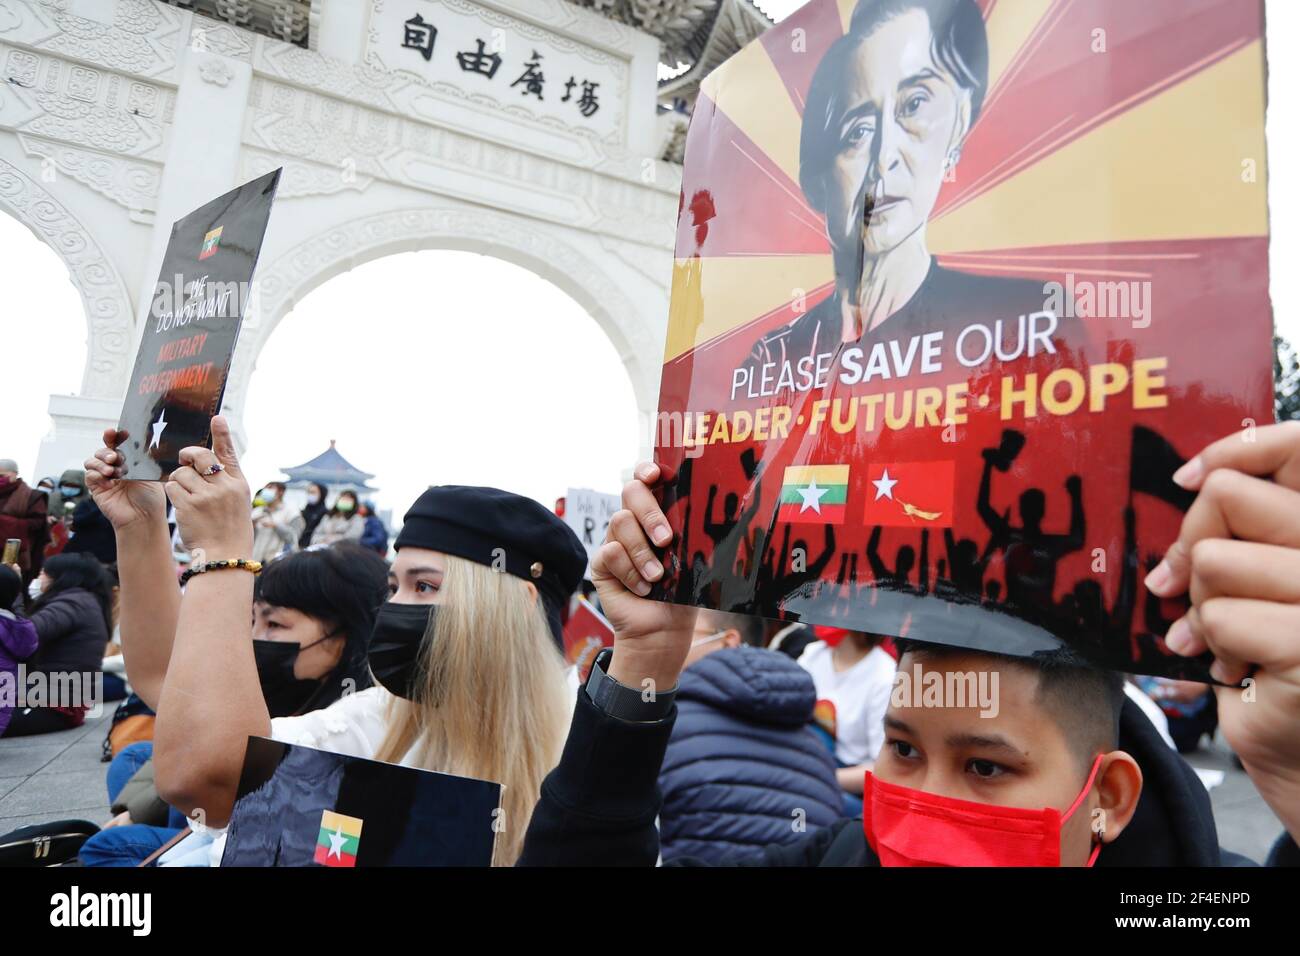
<box><xmin>149</xmin><ymin>409</ymin><xmax>168</xmax><ymax>450</ymax></box>
<box><xmin>798</xmin><ymin>479</ymin><xmax>829</xmax><ymax>514</ymax></box>
<box><xmin>327</xmin><ymin>826</ymin><xmax>347</xmax><ymax>859</ymax></box>
<box><xmin>873</xmin><ymin>468</ymin><xmax>898</xmax><ymax>501</ymax></box>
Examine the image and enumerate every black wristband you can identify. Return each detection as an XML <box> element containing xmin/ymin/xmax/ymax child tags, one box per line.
<box><xmin>584</xmin><ymin>648</ymin><xmax>676</xmax><ymax>722</ymax></box>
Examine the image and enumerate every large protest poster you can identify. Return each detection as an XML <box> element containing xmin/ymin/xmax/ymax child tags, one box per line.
<box><xmin>652</xmin><ymin>0</ymin><xmax>1273</xmax><ymax>679</ymax></box>
<box><xmin>116</xmin><ymin>169</ymin><xmax>281</xmax><ymax>481</ymax></box>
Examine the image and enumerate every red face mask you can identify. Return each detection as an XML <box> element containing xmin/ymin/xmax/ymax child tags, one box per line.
<box><xmin>863</xmin><ymin>755</ymin><xmax>1105</xmax><ymax>867</ymax></box>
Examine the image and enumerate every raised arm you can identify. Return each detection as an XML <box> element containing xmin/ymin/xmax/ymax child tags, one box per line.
<box><xmin>919</xmin><ymin>528</ymin><xmax>930</xmax><ymax>593</ymax></box>
<box><xmin>1064</xmin><ymin>474</ymin><xmax>1086</xmax><ymax>551</ymax></box>
<box><xmin>702</xmin><ymin>484</ymin><xmax>723</xmax><ymax>539</ymax></box>
<box><xmin>519</xmin><ymin>462</ymin><xmax>697</xmax><ymax>866</ymax></box>
<box><xmin>811</xmin><ymin>524</ymin><xmax>837</xmax><ymax>577</ymax></box>
<box><xmin>866</xmin><ymin>525</ymin><xmax>888</xmax><ymax>581</ymax></box>
<box><xmin>151</xmin><ymin>417</ymin><xmax>270</xmax><ymax>827</ymax></box>
<box><xmin>976</xmin><ymin>455</ymin><xmax>1007</xmax><ymax>539</ymax></box>
<box><xmin>83</xmin><ymin>430</ymin><xmax>176</xmax><ymax>710</ymax></box>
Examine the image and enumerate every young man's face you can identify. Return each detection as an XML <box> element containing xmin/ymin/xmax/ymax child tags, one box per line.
<box><xmin>874</xmin><ymin>650</ymin><xmax>1101</xmax><ymax>866</ymax></box>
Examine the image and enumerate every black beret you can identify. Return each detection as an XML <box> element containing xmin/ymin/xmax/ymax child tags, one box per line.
<box><xmin>394</xmin><ymin>486</ymin><xmax>587</xmax><ymax>646</ymax></box>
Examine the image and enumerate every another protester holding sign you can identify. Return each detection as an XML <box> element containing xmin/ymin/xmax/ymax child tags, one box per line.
<box><xmin>519</xmin><ymin>423</ymin><xmax>1300</xmax><ymax>867</ymax></box>
<box><xmin>83</xmin><ymin>418</ymin><xmax>586</xmax><ymax>865</ymax></box>
<box><xmin>77</xmin><ymin>543</ymin><xmax>389</xmax><ymax>866</ymax></box>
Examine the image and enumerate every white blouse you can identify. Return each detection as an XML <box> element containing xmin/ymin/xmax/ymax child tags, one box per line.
<box><xmin>269</xmin><ymin>685</ymin><xmax>408</xmax><ymax>762</ymax></box>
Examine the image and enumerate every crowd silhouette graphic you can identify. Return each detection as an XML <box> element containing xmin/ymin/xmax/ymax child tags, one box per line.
<box><xmin>660</xmin><ymin>425</ymin><xmax>1205</xmax><ymax>677</ymax></box>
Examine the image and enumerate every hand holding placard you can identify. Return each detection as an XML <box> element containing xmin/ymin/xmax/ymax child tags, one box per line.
<box><xmin>116</xmin><ymin>169</ymin><xmax>280</xmax><ymax>481</ymax></box>
<box><xmin>165</xmin><ymin>416</ymin><xmax>253</xmax><ymax>559</ymax></box>
<box><xmin>591</xmin><ymin>462</ymin><xmax>698</xmax><ymax>694</ymax></box>
<box><xmin>83</xmin><ymin>429</ymin><xmax>168</xmax><ymax>533</ymax></box>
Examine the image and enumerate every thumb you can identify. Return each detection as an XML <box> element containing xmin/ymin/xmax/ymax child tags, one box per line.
<box><xmin>210</xmin><ymin>416</ymin><xmax>243</xmax><ymax>477</ymax></box>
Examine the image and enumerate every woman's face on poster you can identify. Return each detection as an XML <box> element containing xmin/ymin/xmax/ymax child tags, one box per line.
<box><xmin>824</xmin><ymin>10</ymin><xmax>970</xmax><ymax>259</ymax></box>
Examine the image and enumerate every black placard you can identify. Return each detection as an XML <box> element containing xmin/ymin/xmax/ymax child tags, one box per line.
<box><xmin>116</xmin><ymin>169</ymin><xmax>281</xmax><ymax>480</ymax></box>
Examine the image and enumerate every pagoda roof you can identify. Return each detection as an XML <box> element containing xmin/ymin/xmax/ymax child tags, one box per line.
<box><xmin>281</xmin><ymin>440</ymin><xmax>376</xmax><ymax>488</ymax></box>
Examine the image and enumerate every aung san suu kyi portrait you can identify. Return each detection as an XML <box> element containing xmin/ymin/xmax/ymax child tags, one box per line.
<box><xmin>749</xmin><ymin>0</ymin><xmax>1054</xmax><ymax>377</ymax></box>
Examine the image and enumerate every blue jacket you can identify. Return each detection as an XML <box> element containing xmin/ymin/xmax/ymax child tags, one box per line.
<box><xmin>658</xmin><ymin>645</ymin><xmax>845</xmax><ymax>864</ymax></box>
<box><xmin>360</xmin><ymin>515</ymin><xmax>389</xmax><ymax>555</ymax></box>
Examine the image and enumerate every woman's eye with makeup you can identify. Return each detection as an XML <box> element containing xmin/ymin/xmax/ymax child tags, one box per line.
<box><xmin>967</xmin><ymin>758</ymin><xmax>1006</xmax><ymax>779</ymax></box>
<box><xmin>415</xmin><ymin>581</ymin><xmax>438</xmax><ymax>594</ymax></box>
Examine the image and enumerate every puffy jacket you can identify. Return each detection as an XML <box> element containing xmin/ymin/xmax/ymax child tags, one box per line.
<box><xmin>658</xmin><ymin>645</ymin><xmax>844</xmax><ymax>863</ymax></box>
<box><xmin>360</xmin><ymin>515</ymin><xmax>389</xmax><ymax>554</ymax></box>
<box><xmin>310</xmin><ymin>513</ymin><xmax>363</xmax><ymax>547</ymax></box>
<box><xmin>0</xmin><ymin>610</ymin><xmax>40</xmax><ymax>736</ymax></box>
<box><xmin>29</xmin><ymin>588</ymin><xmax>108</xmax><ymax>677</ymax></box>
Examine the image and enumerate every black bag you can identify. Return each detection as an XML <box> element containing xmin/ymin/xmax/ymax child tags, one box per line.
<box><xmin>0</xmin><ymin>819</ymin><xmax>99</xmax><ymax>866</ymax></box>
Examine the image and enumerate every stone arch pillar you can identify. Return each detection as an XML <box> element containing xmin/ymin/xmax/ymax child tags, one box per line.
<box><xmin>0</xmin><ymin>158</ymin><xmax>137</xmax><ymax>479</ymax></box>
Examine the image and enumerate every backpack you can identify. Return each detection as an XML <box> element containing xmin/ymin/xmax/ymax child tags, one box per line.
<box><xmin>101</xmin><ymin>693</ymin><xmax>156</xmax><ymax>762</ymax></box>
<box><xmin>0</xmin><ymin>820</ymin><xmax>99</xmax><ymax>866</ymax></box>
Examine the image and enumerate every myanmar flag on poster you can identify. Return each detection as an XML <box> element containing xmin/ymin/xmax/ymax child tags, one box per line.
<box><xmin>863</xmin><ymin>462</ymin><xmax>955</xmax><ymax>529</ymax></box>
<box><xmin>314</xmin><ymin>810</ymin><xmax>363</xmax><ymax>867</ymax></box>
<box><xmin>778</xmin><ymin>465</ymin><xmax>849</xmax><ymax>524</ymax></box>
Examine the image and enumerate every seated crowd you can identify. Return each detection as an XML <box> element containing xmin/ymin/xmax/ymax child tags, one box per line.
<box><xmin>2</xmin><ymin>420</ymin><xmax>1299</xmax><ymax>868</ymax></box>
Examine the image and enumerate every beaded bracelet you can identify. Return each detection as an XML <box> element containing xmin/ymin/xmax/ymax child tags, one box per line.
<box><xmin>179</xmin><ymin>558</ymin><xmax>263</xmax><ymax>586</ymax></box>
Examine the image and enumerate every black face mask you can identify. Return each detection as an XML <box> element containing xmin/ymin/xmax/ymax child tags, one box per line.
<box><xmin>368</xmin><ymin>603</ymin><xmax>435</xmax><ymax>701</ymax></box>
<box><xmin>253</xmin><ymin>637</ymin><xmax>332</xmax><ymax>718</ymax></box>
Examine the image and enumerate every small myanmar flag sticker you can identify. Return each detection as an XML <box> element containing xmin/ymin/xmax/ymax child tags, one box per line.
<box><xmin>314</xmin><ymin>809</ymin><xmax>363</xmax><ymax>867</ymax></box>
<box><xmin>199</xmin><ymin>225</ymin><xmax>223</xmax><ymax>260</ymax></box>
<box><xmin>778</xmin><ymin>464</ymin><xmax>849</xmax><ymax>524</ymax></box>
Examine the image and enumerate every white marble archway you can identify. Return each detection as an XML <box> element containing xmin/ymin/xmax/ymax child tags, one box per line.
<box><xmin>1</xmin><ymin>0</ymin><xmax>680</xmax><ymax>478</ymax></box>
<box><xmin>0</xmin><ymin>159</ymin><xmax>135</xmax><ymax>401</ymax></box>
<box><xmin>224</xmin><ymin>201</ymin><xmax>664</xmax><ymax>444</ymax></box>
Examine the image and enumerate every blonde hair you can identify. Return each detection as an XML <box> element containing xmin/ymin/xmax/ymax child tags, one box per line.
<box><xmin>374</xmin><ymin>554</ymin><xmax>571</xmax><ymax>865</ymax></box>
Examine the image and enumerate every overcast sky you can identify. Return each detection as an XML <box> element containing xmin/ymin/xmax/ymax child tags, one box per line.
<box><xmin>2</xmin><ymin>0</ymin><xmax>1298</xmax><ymax>517</ymax></box>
